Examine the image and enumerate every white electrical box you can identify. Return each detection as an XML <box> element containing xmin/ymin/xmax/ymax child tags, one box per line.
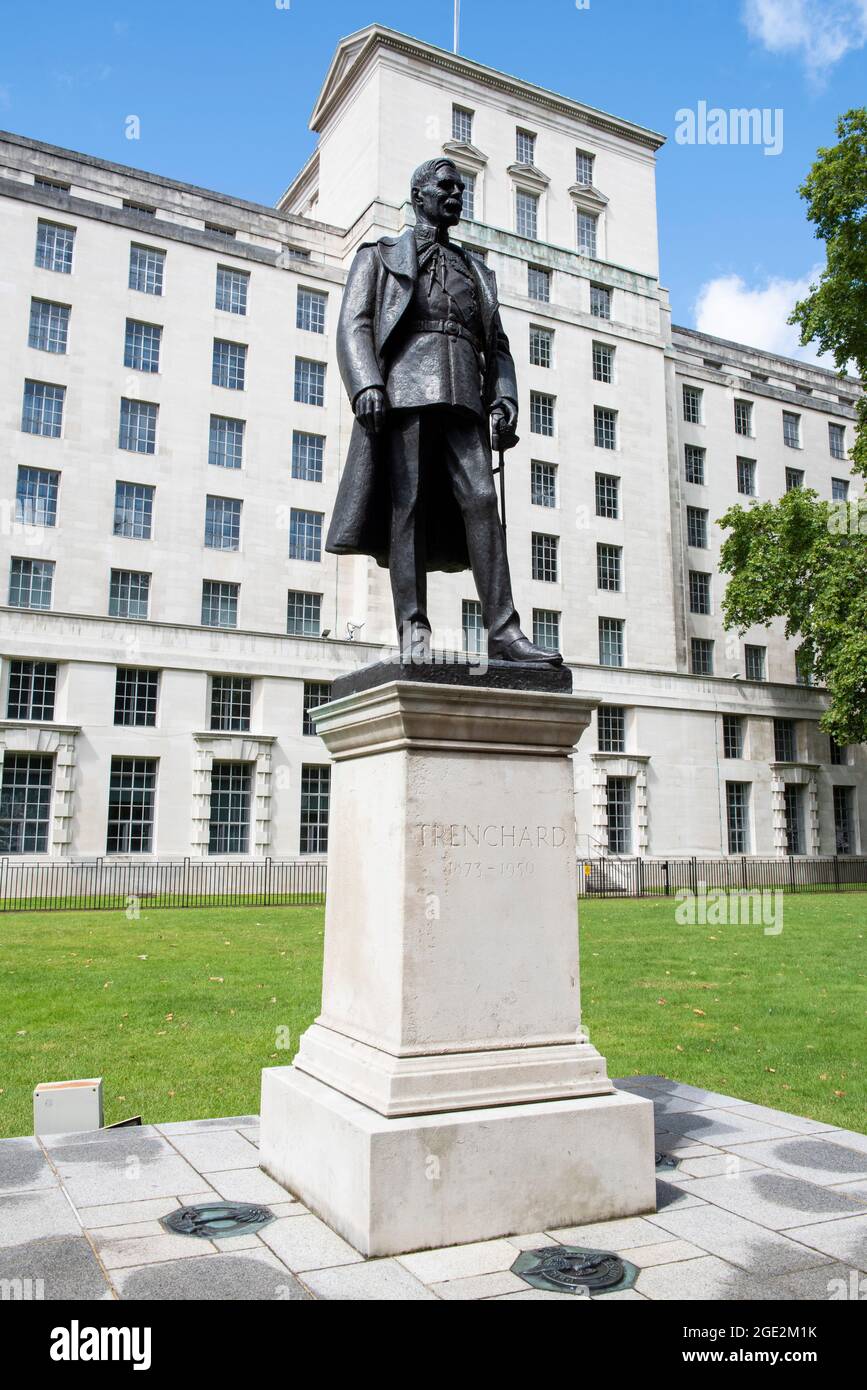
<box><xmin>33</xmin><ymin>1078</ymin><xmax>104</xmax><ymax>1136</ymax></box>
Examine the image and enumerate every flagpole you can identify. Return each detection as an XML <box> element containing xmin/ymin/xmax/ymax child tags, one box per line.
<box><xmin>453</xmin><ymin>0</ymin><xmax>460</xmax><ymax>53</ymax></box>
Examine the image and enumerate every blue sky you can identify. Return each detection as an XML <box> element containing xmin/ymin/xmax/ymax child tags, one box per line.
<box><xmin>1</xmin><ymin>0</ymin><xmax>865</xmax><ymax>361</ymax></box>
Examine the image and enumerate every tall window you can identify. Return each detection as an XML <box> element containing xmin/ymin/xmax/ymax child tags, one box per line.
<box><xmin>529</xmin><ymin>326</ymin><xmax>553</xmax><ymax>367</ymax></box>
<box><xmin>457</xmin><ymin>598</ymin><xmax>482</xmax><ymax>655</ymax></box>
<box><xmin>599</xmin><ymin>617</ymin><xmax>624</xmax><ymax>668</ymax></box>
<box><xmin>576</xmin><ymin>149</ymin><xmax>595</xmax><ymax>185</ymax></box>
<box><xmin>726</xmin><ymin>783</ymin><xmax>750</xmax><ymax>854</ymax></box>
<box><xmin>22</xmin><ymin>380</ymin><xmax>64</xmax><ymax>437</ymax></box>
<box><xmin>531</xmin><ymin>460</ymin><xmax>556</xmax><ymax>508</ymax></box>
<box><xmin>287</xmin><ymin>590</ymin><xmax>321</xmax><ymax>636</ymax></box>
<box><xmin>598</xmin><ymin>705</ymin><xmax>625</xmax><ymax>753</ymax></box>
<box><xmin>0</xmin><ymin>754</ymin><xmax>53</xmax><ymax>853</ymax></box>
<box><xmin>829</xmin><ymin>736</ymin><xmax>847</xmax><ymax>767</ymax></box>
<box><xmin>129</xmin><ymin>243</ymin><xmax>165</xmax><ymax>295</ymax></box>
<box><xmin>795</xmin><ymin>647</ymin><xmax>814</xmax><ymax>687</ymax></box>
<box><xmin>124</xmin><ymin>319</ymin><xmax>162</xmax><ymax>373</ymax></box>
<box><xmin>576</xmin><ymin>211</ymin><xmax>597</xmax><ymax>257</ymax></box>
<box><xmin>119</xmin><ymin>398</ymin><xmax>157</xmax><ymax>454</ymax></box>
<box><xmin>594</xmin><ymin>405</ymin><xmax>617</xmax><ymax>450</ymax></box>
<box><xmin>29</xmin><ymin>299</ymin><xmax>69</xmax><ymax>354</ymax></box>
<box><xmin>300</xmin><ymin>765</ymin><xmax>330</xmax><ymax>854</ymax></box>
<box><xmin>684</xmin><ymin>445</ymin><xmax>705</xmax><ymax>485</ymax></box>
<box><xmin>452</xmin><ymin>105</ymin><xmax>474</xmax><ymax>143</ymax></box>
<box><xmin>35</xmin><ymin>220</ymin><xmax>74</xmax><ymax>273</ymax></box>
<box><xmin>734</xmin><ymin>399</ymin><xmax>753</xmax><ymax>436</ymax></box>
<box><xmin>515</xmin><ymin>190</ymin><xmax>538</xmax><ymax>239</ymax></box>
<box><xmin>828</xmin><ymin>422</ymin><xmax>846</xmax><ymax>460</ymax></box>
<box><xmin>590</xmin><ymin>284</ymin><xmax>611</xmax><ymax>319</ymax></box>
<box><xmin>774</xmin><ymin>718</ymin><xmax>796</xmax><ymax>763</ymax></box>
<box><xmin>114</xmin><ymin>667</ymin><xmax>159</xmax><ymax>727</ymax></box>
<box><xmin>595</xmin><ymin>472</ymin><xmax>619</xmax><ymax>519</ymax></box>
<box><xmin>303</xmin><ymin>681</ymin><xmax>332</xmax><ymax>736</ymax></box>
<box><xmin>215</xmin><ymin>266</ymin><xmax>249</xmax><ymax>315</ymax></box>
<box><xmin>737</xmin><ymin>457</ymin><xmax>756</xmax><ymax>496</ymax></box>
<box><xmin>212</xmin><ymin>339</ymin><xmax>247</xmax><ymax>390</ymax></box>
<box><xmin>516</xmin><ymin>128</ymin><xmax>536</xmax><ymax>164</ymax></box>
<box><xmin>530</xmin><ymin>391</ymin><xmax>554</xmax><ymax>436</ymax></box>
<box><xmin>834</xmin><ymin>786</ymin><xmax>854</xmax><ymax>855</ymax></box>
<box><xmin>690</xmin><ymin>637</ymin><xmax>714</xmax><ymax>675</ymax></box>
<box><xmin>745</xmin><ymin>645</ymin><xmax>766</xmax><ymax>681</ymax></box>
<box><xmin>294</xmin><ymin>358</ymin><xmax>326</xmax><ymax>406</ymax></box>
<box><xmin>297</xmin><ymin>288</ymin><xmax>327</xmax><ymax>334</ymax></box>
<box><xmin>289</xmin><ymin>508</ymin><xmax>323</xmax><ymax>563</ymax></box>
<box><xmin>533</xmin><ymin>608</ymin><xmax>560</xmax><ymax>652</ymax></box>
<box><xmin>106</xmin><ymin>757</ymin><xmax>156</xmax><ymax>853</ymax></box>
<box><xmin>686</xmin><ymin>506</ymin><xmax>708</xmax><ymax>548</ymax></box>
<box><xmin>7</xmin><ymin>661</ymin><xmax>57</xmax><ymax>721</ymax></box>
<box><xmin>785</xmin><ymin>466</ymin><xmax>804</xmax><ymax>492</ymax></box>
<box><xmin>201</xmin><ymin>580</ymin><xmax>239</xmax><ymax>629</ymax></box>
<box><xmin>531</xmin><ymin>532</ymin><xmax>558</xmax><ymax>582</ymax></box>
<box><xmin>783</xmin><ymin>784</ymin><xmax>804</xmax><ymax>855</ymax></box>
<box><xmin>460</xmin><ymin>172</ymin><xmax>476</xmax><ymax>221</ymax></box>
<box><xmin>592</xmin><ymin>342</ymin><xmax>613</xmax><ymax>384</ymax></box>
<box><xmin>9</xmin><ymin>558</ymin><xmax>54</xmax><ymax>610</ymax></box>
<box><xmin>832</xmin><ymin>477</ymin><xmax>849</xmax><ymax>502</ymax></box>
<box><xmin>209</xmin><ymin>762</ymin><xmax>251</xmax><ymax>855</ymax></box>
<box><xmin>109</xmin><ymin>569</ymin><xmax>150</xmax><ymax>619</ymax></box>
<box><xmin>682</xmin><ymin>385</ymin><xmax>703</xmax><ymax>424</ymax></box>
<box><xmin>209</xmin><ymin>415</ymin><xmax>244</xmax><ymax>470</ymax></box>
<box><xmin>689</xmin><ymin>571</ymin><xmax>711</xmax><ymax>614</ymax></box>
<box><xmin>782</xmin><ymin>411</ymin><xmax>801</xmax><ymax>448</ymax></box>
<box><xmin>722</xmin><ymin>714</ymin><xmax>744</xmax><ymax>759</ymax></box>
<box><xmin>606</xmin><ymin>777</ymin><xmax>632</xmax><ymax>854</ymax></box>
<box><xmin>210</xmin><ymin>676</ymin><xmax>252</xmax><ymax>732</ymax></box>
<box><xmin>114</xmin><ymin>481</ymin><xmax>154</xmax><ymax>539</ymax></box>
<box><xmin>597</xmin><ymin>543</ymin><xmax>621</xmax><ymax>591</ymax></box>
<box><xmin>528</xmin><ymin>266</ymin><xmax>550</xmax><ymax>302</ymax></box>
<box><xmin>205</xmin><ymin>495</ymin><xmax>242</xmax><ymax>551</ymax></box>
<box><xmin>16</xmin><ymin>467</ymin><xmax>59</xmax><ymax>527</ymax></box>
<box><xmin>292</xmin><ymin>431</ymin><xmax>325</xmax><ymax>483</ymax></box>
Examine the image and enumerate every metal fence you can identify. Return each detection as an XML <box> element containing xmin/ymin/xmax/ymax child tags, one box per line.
<box><xmin>0</xmin><ymin>857</ymin><xmax>327</xmax><ymax>912</ymax></box>
<box><xmin>578</xmin><ymin>856</ymin><xmax>867</xmax><ymax>898</ymax></box>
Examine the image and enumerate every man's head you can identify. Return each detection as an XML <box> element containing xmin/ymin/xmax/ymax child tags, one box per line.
<box><xmin>410</xmin><ymin>158</ymin><xmax>465</xmax><ymax>229</ymax></box>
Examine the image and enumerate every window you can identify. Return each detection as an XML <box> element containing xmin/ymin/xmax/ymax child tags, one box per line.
<box><xmin>7</xmin><ymin>661</ymin><xmax>57</xmax><ymax>721</ymax></box>
<box><xmin>795</xmin><ymin>647</ymin><xmax>814</xmax><ymax>687</ymax></box>
<box><xmin>745</xmin><ymin>644</ymin><xmax>766</xmax><ymax>681</ymax></box>
<box><xmin>528</xmin><ymin>266</ymin><xmax>550</xmax><ymax>301</ymax></box>
<box><xmin>452</xmin><ymin>105</ymin><xmax>473</xmax><ymax>143</ymax></box>
<box><xmin>287</xmin><ymin>590</ymin><xmax>321</xmax><ymax>636</ymax></box>
<box><xmin>599</xmin><ymin>617</ymin><xmax>624</xmax><ymax>668</ymax></box>
<box><xmin>722</xmin><ymin>715</ymin><xmax>744</xmax><ymax>759</ymax></box>
<box><xmin>834</xmin><ymin>786</ymin><xmax>855</xmax><ymax>855</ymax></box>
<box><xmin>533</xmin><ymin>608</ymin><xmax>560</xmax><ymax>652</ymax></box>
<box><xmin>129</xmin><ymin>243</ymin><xmax>165</xmax><ymax>295</ymax></box>
<box><xmin>515</xmin><ymin>190</ymin><xmax>538</xmax><ymax>240</ymax></box>
<box><xmin>106</xmin><ymin>757</ymin><xmax>156</xmax><ymax>854</ymax></box>
<box><xmin>592</xmin><ymin>342</ymin><xmax>613</xmax><ymax>384</ymax></box>
<box><xmin>212</xmin><ymin>339</ymin><xmax>247</xmax><ymax>391</ymax></box>
<box><xmin>296</xmin><ymin>288</ymin><xmax>327</xmax><ymax>334</ymax></box>
<box><xmin>292</xmin><ymin>431</ymin><xmax>325</xmax><ymax>483</ymax></box>
<box><xmin>689</xmin><ymin>571</ymin><xmax>712</xmax><ymax>615</ymax></box>
<box><xmin>590</xmin><ymin>284</ymin><xmax>611</xmax><ymax>319</ymax></box>
<box><xmin>29</xmin><ymin>299</ymin><xmax>69</xmax><ymax>354</ymax></box>
<box><xmin>783</xmin><ymin>411</ymin><xmax>801</xmax><ymax>449</ymax></box>
<box><xmin>831</xmin><ymin>477</ymin><xmax>849</xmax><ymax>502</ymax></box>
<box><xmin>109</xmin><ymin>569</ymin><xmax>150</xmax><ymax>619</ymax></box>
<box><xmin>294</xmin><ymin>357</ymin><xmax>326</xmax><ymax>406</ymax></box>
<box><xmin>303</xmin><ymin>681</ymin><xmax>332</xmax><ymax>736</ymax></box>
<box><xmin>201</xmin><ymin>580</ymin><xmax>239</xmax><ymax>628</ymax></box>
<box><xmin>460</xmin><ymin>171</ymin><xmax>476</xmax><ymax>221</ymax></box>
<box><xmin>215</xmin><ymin>266</ymin><xmax>249</xmax><ymax>316</ymax></box>
<box><xmin>34</xmin><ymin>176</ymin><xmax>70</xmax><ymax>192</ymax></box>
<box><xmin>734</xmin><ymin>399</ymin><xmax>753</xmax><ymax>436</ymax></box>
<box><xmin>16</xmin><ymin>467</ymin><xmax>59</xmax><ymax>527</ymax></box>
<box><xmin>205</xmin><ymin>221</ymin><xmax>234</xmax><ymax>238</ymax></box>
<box><xmin>829</xmin><ymin>736</ymin><xmax>847</xmax><ymax>767</ymax></box>
<box><xmin>682</xmin><ymin>385</ymin><xmax>703</xmax><ymax>424</ymax></box>
<box><xmin>22</xmin><ymin>380</ymin><xmax>64</xmax><ymax>437</ymax></box>
<box><xmin>829</xmin><ymin>422</ymin><xmax>846</xmax><ymax>460</ymax></box>
<box><xmin>606</xmin><ymin>777</ymin><xmax>632</xmax><ymax>853</ymax></box>
<box><xmin>209</xmin><ymin>762</ymin><xmax>251</xmax><ymax>855</ymax></box>
<box><xmin>114</xmin><ymin>481</ymin><xmax>154</xmax><ymax>539</ymax></box>
<box><xmin>516</xmin><ymin>129</ymin><xmax>536</xmax><ymax>164</ymax></box>
<box><xmin>783</xmin><ymin>784</ymin><xmax>804</xmax><ymax>855</ymax></box>
<box><xmin>0</xmin><ymin>754</ymin><xmax>53</xmax><ymax>853</ymax></box>
<box><xmin>785</xmin><ymin>467</ymin><xmax>804</xmax><ymax>492</ymax></box>
<box><xmin>119</xmin><ymin>398</ymin><xmax>157</xmax><ymax>454</ymax></box>
<box><xmin>737</xmin><ymin>457</ymin><xmax>756</xmax><ymax>496</ymax></box>
<box><xmin>576</xmin><ymin>211</ymin><xmax>597</xmax><ymax>257</ymax></box>
<box><xmin>595</xmin><ymin>472</ymin><xmax>619</xmax><ymax>519</ymax></box>
<box><xmin>462</xmin><ymin>598</ymin><xmax>483</xmax><ymax>654</ymax></box>
<box><xmin>289</xmin><ymin>508</ymin><xmax>323</xmax><ymax>563</ymax></box>
<box><xmin>9</xmin><ymin>558</ymin><xmax>53</xmax><ymax>610</ymax></box>
<box><xmin>576</xmin><ymin>149</ymin><xmax>595</xmax><ymax>185</ymax></box>
<box><xmin>35</xmin><ymin>220</ymin><xmax>74</xmax><ymax>273</ymax></box>
<box><xmin>726</xmin><ymin>783</ymin><xmax>750</xmax><ymax>854</ymax></box>
<box><xmin>686</xmin><ymin>506</ymin><xmax>708</xmax><ymax>548</ymax></box>
<box><xmin>208</xmin><ymin>415</ymin><xmax>244</xmax><ymax>470</ymax></box>
<box><xmin>690</xmin><ymin>637</ymin><xmax>714</xmax><ymax>675</ymax></box>
<box><xmin>530</xmin><ymin>391</ymin><xmax>554</xmax><ymax>436</ymax></box>
<box><xmin>684</xmin><ymin>445</ymin><xmax>705</xmax><ymax>485</ymax></box>
<box><xmin>594</xmin><ymin>405</ymin><xmax>617</xmax><ymax>450</ymax></box>
<box><xmin>529</xmin><ymin>326</ymin><xmax>553</xmax><ymax>367</ymax></box>
<box><xmin>124</xmin><ymin>200</ymin><xmax>155</xmax><ymax>216</ymax></box>
<box><xmin>205</xmin><ymin>495</ymin><xmax>242</xmax><ymax>551</ymax></box>
<box><xmin>124</xmin><ymin>319</ymin><xmax>161</xmax><ymax>374</ymax></box>
<box><xmin>300</xmin><ymin>765</ymin><xmax>330</xmax><ymax>854</ymax></box>
<box><xmin>114</xmin><ymin>667</ymin><xmax>159</xmax><ymax>726</ymax></box>
<box><xmin>531</xmin><ymin>460</ymin><xmax>556</xmax><ymax>508</ymax></box>
<box><xmin>774</xmin><ymin>719</ymin><xmax>796</xmax><ymax>763</ymax></box>
<box><xmin>597</xmin><ymin>543</ymin><xmax>621</xmax><ymax>591</ymax></box>
<box><xmin>531</xmin><ymin>532</ymin><xmax>558</xmax><ymax>582</ymax></box>
<box><xmin>598</xmin><ymin>705</ymin><xmax>625</xmax><ymax>753</ymax></box>
<box><xmin>210</xmin><ymin>676</ymin><xmax>252</xmax><ymax>732</ymax></box>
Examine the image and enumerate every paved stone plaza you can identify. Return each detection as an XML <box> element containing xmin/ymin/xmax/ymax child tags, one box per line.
<box><xmin>2</xmin><ymin>1076</ymin><xmax>866</xmax><ymax>1301</ymax></box>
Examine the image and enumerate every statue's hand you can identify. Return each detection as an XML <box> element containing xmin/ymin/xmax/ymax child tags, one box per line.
<box><xmin>355</xmin><ymin>387</ymin><xmax>387</xmax><ymax>434</ymax></box>
<box><xmin>490</xmin><ymin>398</ymin><xmax>519</xmax><ymax>451</ymax></box>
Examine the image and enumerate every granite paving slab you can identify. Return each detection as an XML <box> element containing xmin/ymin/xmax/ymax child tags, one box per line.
<box><xmin>109</xmin><ymin>1248</ymin><xmax>310</xmax><ymax>1300</ymax></box>
<box><xmin>0</xmin><ymin>1235</ymin><xmax>111</xmax><ymax>1300</ymax></box>
<box><xmin>668</xmin><ymin>1170</ymin><xmax>867</xmax><ymax>1231</ymax></box>
<box><xmin>53</xmin><ymin>1146</ymin><xmax>204</xmax><ymax>1207</ymax></box>
<box><xmin>200</xmin><ymin>1166</ymin><xmax>293</xmax><ymax>1205</ymax></box>
<box><xmin>783</xmin><ymin>1215</ymin><xmax>867</xmax><ymax>1270</ymax></box>
<box><xmin>647</xmin><ymin>1204</ymin><xmax>835</xmax><ymax>1275</ymax></box>
<box><xmin>301</xmin><ymin>1258</ymin><xmax>439</xmax><ymax>1300</ymax></box>
<box><xmin>721</xmin><ymin>1135</ymin><xmax>867</xmax><ymax>1186</ymax></box>
<box><xmin>0</xmin><ymin>1136</ymin><xmax>58</xmax><ymax>1195</ymax></box>
<box><xmin>634</xmin><ymin>1253</ymin><xmax>795</xmax><ymax>1301</ymax></box>
<box><xmin>0</xmin><ymin>1186</ymin><xmax>82</xmax><ymax>1245</ymax></box>
<box><xmin>258</xmin><ymin>1213</ymin><xmax>364</xmax><ymax>1272</ymax></box>
<box><xmin>165</xmin><ymin>1130</ymin><xmax>260</xmax><ymax>1173</ymax></box>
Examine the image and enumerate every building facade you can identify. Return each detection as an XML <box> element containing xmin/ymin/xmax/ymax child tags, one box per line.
<box><xmin>0</xmin><ymin>24</ymin><xmax>862</xmax><ymax>863</ymax></box>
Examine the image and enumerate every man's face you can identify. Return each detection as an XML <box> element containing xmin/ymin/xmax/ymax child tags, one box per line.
<box><xmin>414</xmin><ymin>165</ymin><xmax>465</xmax><ymax>227</ymax></box>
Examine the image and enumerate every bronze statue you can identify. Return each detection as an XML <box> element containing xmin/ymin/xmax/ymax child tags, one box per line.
<box><xmin>326</xmin><ymin>156</ymin><xmax>562</xmax><ymax>666</ymax></box>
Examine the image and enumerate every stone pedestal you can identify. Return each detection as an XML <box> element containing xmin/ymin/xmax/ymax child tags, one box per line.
<box><xmin>260</xmin><ymin>672</ymin><xmax>655</xmax><ymax>1256</ymax></box>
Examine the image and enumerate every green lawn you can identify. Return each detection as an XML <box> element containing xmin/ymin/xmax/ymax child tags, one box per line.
<box><xmin>1</xmin><ymin>894</ymin><xmax>864</xmax><ymax>1138</ymax></box>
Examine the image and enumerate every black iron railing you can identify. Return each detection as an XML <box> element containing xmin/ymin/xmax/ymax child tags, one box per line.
<box><xmin>578</xmin><ymin>855</ymin><xmax>867</xmax><ymax>898</ymax></box>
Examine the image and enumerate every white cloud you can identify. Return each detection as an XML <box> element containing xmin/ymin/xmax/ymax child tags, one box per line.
<box><xmin>742</xmin><ymin>0</ymin><xmax>867</xmax><ymax>80</ymax></box>
<box><xmin>693</xmin><ymin>268</ymin><xmax>833</xmax><ymax>364</ymax></box>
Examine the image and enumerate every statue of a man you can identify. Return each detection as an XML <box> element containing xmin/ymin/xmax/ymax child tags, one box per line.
<box><xmin>326</xmin><ymin>156</ymin><xmax>563</xmax><ymax>666</ymax></box>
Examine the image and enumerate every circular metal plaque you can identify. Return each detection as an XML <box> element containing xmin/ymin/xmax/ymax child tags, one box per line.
<box><xmin>511</xmin><ymin>1245</ymin><xmax>637</xmax><ymax>1296</ymax></box>
<box><xmin>161</xmin><ymin>1201</ymin><xmax>275</xmax><ymax>1239</ymax></box>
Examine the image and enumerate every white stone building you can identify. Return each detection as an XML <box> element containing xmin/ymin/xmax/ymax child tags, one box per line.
<box><xmin>0</xmin><ymin>23</ymin><xmax>862</xmax><ymax>865</ymax></box>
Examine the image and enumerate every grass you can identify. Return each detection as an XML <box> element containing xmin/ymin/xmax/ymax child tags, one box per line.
<box><xmin>1</xmin><ymin>894</ymin><xmax>864</xmax><ymax>1138</ymax></box>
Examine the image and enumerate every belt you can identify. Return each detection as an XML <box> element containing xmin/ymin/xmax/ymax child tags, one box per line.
<box><xmin>409</xmin><ymin>318</ymin><xmax>483</xmax><ymax>353</ymax></box>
